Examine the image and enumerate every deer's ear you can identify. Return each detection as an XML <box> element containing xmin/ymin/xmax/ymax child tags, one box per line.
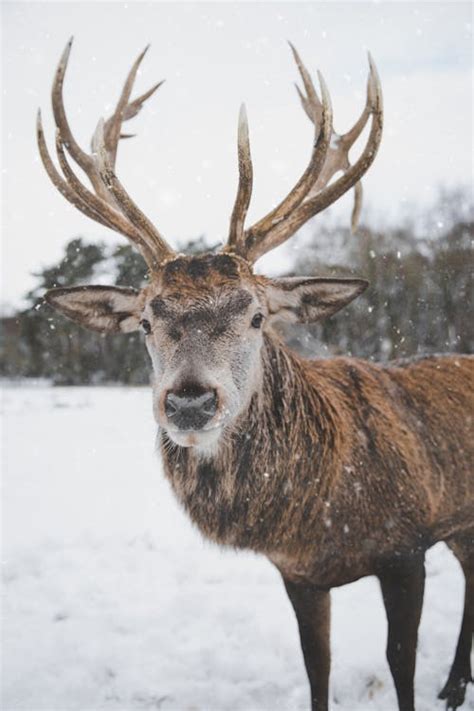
<box><xmin>44</xmin><ymin>285</ymin><xmax>143</xmax><ymax>333</ymax></box>
<box><xmin>266</xmin><ymin>277</ymin><xmax>368</xmax><ymax>324</ymax></box>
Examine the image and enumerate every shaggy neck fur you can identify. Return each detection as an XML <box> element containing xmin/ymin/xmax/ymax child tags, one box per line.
<box><xmin>160</xmin><ymin>334</ymin><xmax>342</xmax><ymax>552</ymax></box>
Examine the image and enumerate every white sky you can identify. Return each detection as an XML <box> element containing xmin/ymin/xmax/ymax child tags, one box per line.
<box><xmin>2</xmin><ymin>1</ymin><xmax>472</xmax><ymax>306</ymax></box>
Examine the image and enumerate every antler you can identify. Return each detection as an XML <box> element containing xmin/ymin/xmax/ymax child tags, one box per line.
<box><xmin>226</xmin><ymin>45</ymin><xmax>383</xmax><ymax>264</ymax></box>
<box><xmin>37</xmin><ymin>38</ymin><xmax>175</xmax><ymax>271</ymax></box>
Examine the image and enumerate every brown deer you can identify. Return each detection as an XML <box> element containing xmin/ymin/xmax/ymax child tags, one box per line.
<box><xmin>38</xmin><ymin>40</ymin><xmax>473</xmax><ymax>711</ymax></box>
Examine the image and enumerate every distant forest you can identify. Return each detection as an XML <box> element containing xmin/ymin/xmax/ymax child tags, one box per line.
<box><xmin>1</xmin><ymin>188</ymin><xmax>472</xmax><ymax>385</ymax></box>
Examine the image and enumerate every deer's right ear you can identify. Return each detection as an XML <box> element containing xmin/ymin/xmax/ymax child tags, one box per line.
<box><xmin>265</xmin><ymin>277</ymin><xmax>368</xmax><ymax>324</ymax></box>
<box><xmin>44</xmin><ymin>285</ymin><xmax>143</xmax><ymax>334</ymax></box>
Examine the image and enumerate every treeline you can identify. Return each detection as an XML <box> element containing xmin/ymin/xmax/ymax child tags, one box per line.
<box><xmin>1</xmin><ymin>190</ymin><xmax>472</xmax><ymax>385</ymax></box>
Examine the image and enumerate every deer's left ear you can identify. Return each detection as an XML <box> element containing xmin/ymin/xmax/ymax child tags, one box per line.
<box><xmin>265</xmin><ymin>277</ymin><xmax>368</xmax><ymax>324</ymax></box>
<box><xmin>44</xmin><ymin>285</ymin><xmax>143</xmax><ymax>333</ymax></box>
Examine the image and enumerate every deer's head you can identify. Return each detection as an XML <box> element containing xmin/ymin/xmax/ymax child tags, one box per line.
<box><xmin>39</xmin><ymin>40</ymin><xmax>383</xmax><ymax>452</ymax></box>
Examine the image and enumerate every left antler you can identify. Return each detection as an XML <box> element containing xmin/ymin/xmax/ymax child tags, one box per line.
<box><xmin>37</xmin><ymin>39</ymin><xmax>175</xmax><ymax>271</ymax></box>
<box><xmin>225</xmin><ymin>45</ymin><xmax>383</xmax><ymax>263</ymax></box>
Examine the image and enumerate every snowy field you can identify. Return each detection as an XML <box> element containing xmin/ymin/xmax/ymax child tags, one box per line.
<box><xmin>2</xmin><ymin>384</ymin><xmax>473</xmax><ymax>711</ymax></box>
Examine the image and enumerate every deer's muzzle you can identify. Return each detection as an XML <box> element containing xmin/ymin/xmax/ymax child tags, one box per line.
<box><xmin>164</xmin><ymin>386</ymin><xmax>218</xmax><ymax>431</ymax></box>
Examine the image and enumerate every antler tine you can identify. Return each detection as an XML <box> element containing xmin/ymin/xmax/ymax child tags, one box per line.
<box><xmin>291</xmin><ymin>49</ymin><xmax>378</xmax><ymax>233</ymax></box>
<box><xmin>295</xmin><ymin>83</ymin><xmax>319</xmax><ymax>124</ymax></box>
<box><xmin>102</xmin><ymin>45</ymin><xmax>164</xmax><ymax>167</ymax></box>
<box><xmin>122</xmin><ymin>81</ymin><xmax>165</xmax><ymax>121</ymax></box>
<box><xmin>234</xmin><ymin>46</ymin><xmax>332</xmax><ymax>258</ymax></box>
<box><xmin>51</xmin><ymin>37</ymin><xmax>116</xmax><ymax>203</ymax></box>
<box><xmin>51</xmin><ymin>37</ymin><xmax>95</xmax><ymax>178</ymax></box>
<box><xmin>92</xmin><ymin>119</ymin><xmax>174</xmax><ymax>266</ymax></box>
<box><xmin>290</xmin><ymin>42</ymin><xmax>323</xmax><ymax>123</ymax></box>
<box><xmin>338</xmin><ymin>53</ymin><xmax>380</xmax><ymax>150</ymax></box>
<box><xmin>105</xmin><ymin>82</ymin><xmax>164</xmax><ymax>143</ymax></box>
<box><xmin>351</xmin><ymin>180</ymin><xmax>363</xmax><ymax>234</ymax></box>
<box><xmin>227</xmin><ymin>104</ymin><xmax>253</xmax><ymax>251</ymax></box>
<box><xmin>103</xmin><ymin>45</ymin><xmax>149</xmax><ymax>161</ymax></box>
<box><xmin>246</xmin><ymin>54</ymin><xmax>383</xmax><ymax>262</ymax></box>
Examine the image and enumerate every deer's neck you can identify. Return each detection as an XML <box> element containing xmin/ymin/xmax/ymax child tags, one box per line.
<box><xmin>160</xmin><ymin>335</ymin><xmax>342</xmax><ymax>552</ymax></box>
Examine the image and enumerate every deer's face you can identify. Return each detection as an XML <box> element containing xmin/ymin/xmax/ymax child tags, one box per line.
<box><xmin>45</xmin><ymin>252</ymin><xmax>367</xmax><ymax>452</ymax></box>
<box><xmin>142</xmin><ymin>254</ymin><xmax>265</xmax><ymax>450</ymax></box>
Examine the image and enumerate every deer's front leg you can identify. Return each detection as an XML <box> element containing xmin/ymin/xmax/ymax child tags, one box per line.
<box><xmin>282</xmin><ymin>577</ymin><xmax>331</xmax><ymax>711</ymax></box>
<box><xmin>377</xmin><ymin>553</ymin><xmax>425</xmax><ymax>711</ymax></box>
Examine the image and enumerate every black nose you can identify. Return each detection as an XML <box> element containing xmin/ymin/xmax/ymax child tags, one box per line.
<box><xmin>165</xmin><ymin>386</ymin><xmax>218</xmax><ymax>430</ymax></box>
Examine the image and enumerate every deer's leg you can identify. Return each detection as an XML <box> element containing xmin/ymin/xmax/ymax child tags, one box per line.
<box><xmin>282</xmin><ymin>577</ymin><xmax>331</xmax><ymax>711</ymax></box>
<box><xmin>377</xmin><ymin>554</ymin><xmax>425</xmax><ymax>711</ymax></box>
<box><xmin>439</xmin><ymin>537</ymin><xmax>473</xmax><ymax>710</ymax></box>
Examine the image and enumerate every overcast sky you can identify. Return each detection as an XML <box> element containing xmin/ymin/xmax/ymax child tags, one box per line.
<box><xmin>2</xmin><ymin>1</ymin><xmax>472</xmax><ymax>306</ymax></box>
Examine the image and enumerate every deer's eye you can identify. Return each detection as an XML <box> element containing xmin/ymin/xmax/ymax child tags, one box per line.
<box><xmin>140</xmin><ymin>319</ymin><xmax>152</xmax><ymax>335</ymax></box>
<box><xmin>251</xmin><ymin>313</ymin><xmax>264</xmax><ymax>329</ymax></box>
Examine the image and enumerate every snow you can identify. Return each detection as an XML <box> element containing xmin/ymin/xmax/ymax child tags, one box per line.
<box><xmin>2</xmin><ymin>385</ymin><xmax>473</xmax><ymax>711</ymax></box>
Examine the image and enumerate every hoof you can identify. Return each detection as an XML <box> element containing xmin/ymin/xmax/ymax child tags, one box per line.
<box><xmin>438</xmin><ymin>675</ymin><xmax>472</xmax><ymax>710</ymax></box>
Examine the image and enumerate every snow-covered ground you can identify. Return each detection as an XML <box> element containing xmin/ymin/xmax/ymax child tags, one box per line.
<box><xmin>2</xmin><ymin>385</ymin><xmax>473</xmax><ymax>711</ymax></box>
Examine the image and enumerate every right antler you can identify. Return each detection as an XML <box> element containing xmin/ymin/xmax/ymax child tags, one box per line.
<box><xmin>225</xmin><ymin>45</ymin><xmax>383</xmax><ymax>263</ymax></box>
<box><xmin>37</xmin><ymin>38</ymin><xmax>175</xmax><ymax>270</ymax></box>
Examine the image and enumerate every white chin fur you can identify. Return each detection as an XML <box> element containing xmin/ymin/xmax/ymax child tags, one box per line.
<box><xmin>165</xmin><ymin>427</ymin><xmax>223</xmax><ymax>455</ymax></box>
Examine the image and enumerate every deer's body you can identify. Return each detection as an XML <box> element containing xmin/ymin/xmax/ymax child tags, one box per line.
<box><xmin>162</xmin><ymin>343</ymin><xmax>473</xmax><ymax>588</ymax></box>
<box><xmin>38</xmin><ymin>40</ymin><xmax>473</xmax><ymax>711</ymax></box>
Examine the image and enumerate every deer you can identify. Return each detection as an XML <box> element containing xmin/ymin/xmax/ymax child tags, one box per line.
<box><xmin>37</xmin><ymin>39</ymin><xmax>473</xmax><ymax>711</ymax></box>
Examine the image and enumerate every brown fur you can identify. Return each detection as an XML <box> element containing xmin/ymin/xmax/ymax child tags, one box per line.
<box><xmin>161</xmin><ymin>337</ymin><xmax>473</xmax><ymax>588</ymax></box>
